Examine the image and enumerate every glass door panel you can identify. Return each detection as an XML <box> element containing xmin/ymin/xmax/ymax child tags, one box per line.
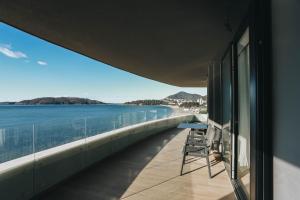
<box><xmin>237</xmin><ymin>28</ymin><xmax>250</xmax><ymax>198</ymax></box>
<box><xmin>222</xmin><ymin>49</ymin><xmax>232</xmax><ymax>173</ymax></box>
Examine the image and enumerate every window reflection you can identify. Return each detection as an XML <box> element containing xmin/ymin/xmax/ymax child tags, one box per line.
<box><xmin>222</xmin><ymin>50</ymin><xmax>232</xmax><ymax>172</ymax></box>
<box><xmin>237</xmin><ymin>28</ymin><xmax>250</xmax><ymax>198</ymax></box>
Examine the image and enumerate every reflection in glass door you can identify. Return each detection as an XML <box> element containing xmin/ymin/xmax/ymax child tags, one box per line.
<box><xmin>221</xmin><ymin>49</ymin><xmax>232</xmax><ymax>173</ymax></box>
<box><xmin>237</xmin><ymin>28</ymin><xmax>250</xmax><ymax>198</ymax></box>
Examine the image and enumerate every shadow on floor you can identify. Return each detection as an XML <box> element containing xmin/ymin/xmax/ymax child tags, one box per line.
<box><xmin>37</xmin><ymin>128</ymin><xmax>182</xmax><ymax>200</ymax></box>
<box><xmin>218</xmin><ymin>192</ymin><xmax>236</xmax><ymax>200</ymax></box>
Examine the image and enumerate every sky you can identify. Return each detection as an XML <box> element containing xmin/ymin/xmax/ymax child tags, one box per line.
<box><xmin>0</xmin><ymin>23</ymin><xmax>206</xmax><ymax>103</ymax></box>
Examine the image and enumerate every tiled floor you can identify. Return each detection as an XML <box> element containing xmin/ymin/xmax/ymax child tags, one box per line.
<box><xmin>41</xmin><ymin>128</ymin><xmax>235</xmax><ymax>200</ymax></box>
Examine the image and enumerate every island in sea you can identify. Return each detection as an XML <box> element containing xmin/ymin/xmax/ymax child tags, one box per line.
<box><xmin>124</xmin><ymin>100</ymin><xmax>167</xmax><ymax>106</ymax></box>
<box><xmin>0</xmin><ymin>97</ymin><xmax>104</xmax><ymax>105</ymax></box>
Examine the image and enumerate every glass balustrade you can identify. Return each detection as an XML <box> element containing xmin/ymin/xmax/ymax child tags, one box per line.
<box><xmin>0</xmin><ymin>108</ymin><xmax>181</xmax><ymax>164</ymax></box>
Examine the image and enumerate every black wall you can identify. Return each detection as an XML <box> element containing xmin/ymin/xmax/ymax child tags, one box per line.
<box><xmin>208</xmin><ymin>62</ymin><xmax>222</xmax><ymax>125</ymax></box>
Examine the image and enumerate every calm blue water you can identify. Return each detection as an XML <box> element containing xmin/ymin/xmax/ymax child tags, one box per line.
<box><xmin>0</xmin><ymin>104</ymin><xmax>174</xmax><ymax>163</ymax></box>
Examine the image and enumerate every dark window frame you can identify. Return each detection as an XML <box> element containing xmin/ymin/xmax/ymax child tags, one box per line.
<box><xmin>220</xmin><ymin>45</ymin><xmax>233</xmax><ymax>175</ymax></box>
<box><xmin>249</xmin><ymin>0</ymin><xmax>272</xmax><ymax>199</ymax></box>
<box><xmin>213</xmin><ymin>62</ymin><xmax>222</xmax><ymax>125</ymax></box>
<box><xmin>208</xmin><ymin>1</ymin><xmax>272</xmax><ymax>199</ymax></box>
<box><xmin>228</xmin><ymin>0</ymin><xmax>272</xmax><ymax>199</ymax></box>
<box><xmin>208</xmin><ymin>63</ymin><xmax>214</xmax><ymax>121</ymax></box>
<box><xmin>230</xmin><ymin>18</ymin><xmax>250</xmax><ymax>199</ymax></box>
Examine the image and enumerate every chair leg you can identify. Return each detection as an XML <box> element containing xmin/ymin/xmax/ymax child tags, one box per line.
<box><xmin>180</xmin><ymin>148</ymin><xmax>187</xmax><ymax>176</ymax></box>
<box><xmin>206</xmin><ymin>154</ymin><xmax>212</xmax><ymax>178</ymax></box>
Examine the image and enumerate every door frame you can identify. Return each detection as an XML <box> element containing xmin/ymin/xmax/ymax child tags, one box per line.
<box><xmin>225</xmin><ymin>0</ymin><xmax>272</xmax><ymax>199</ymax></box>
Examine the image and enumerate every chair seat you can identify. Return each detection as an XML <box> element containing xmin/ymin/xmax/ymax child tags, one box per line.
<box><xmin>186</xmin><ymin>134</ymin><xmax>206</xmax><ymax>146</ymax></box>
<box><xmin>185</xmin><ymin>146</ymin><xmax>207</xmax><ymax>157</ymax></box>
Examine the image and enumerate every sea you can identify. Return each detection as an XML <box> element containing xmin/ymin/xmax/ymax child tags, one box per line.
<box><xmin>0</xmin><ymin>104</ymin><xmax>174</xmax><ymax>163</ymax></box>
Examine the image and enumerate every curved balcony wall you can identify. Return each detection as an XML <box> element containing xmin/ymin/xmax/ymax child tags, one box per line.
<box><xmin>0</xmin><ymin>114</ymin><xmax>195</xmax><ymax>200</ymax></box>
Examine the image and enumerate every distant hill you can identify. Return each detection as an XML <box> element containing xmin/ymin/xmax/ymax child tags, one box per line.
<box><xmin>0</xmin><ymin>97</ymin><xmax>104</xmax><ymax>105</ymax></box>
<box><xmin>123</xmin><ymin>92</ymin><xmax>207</xmax><ymax>106</ymax></box>
<box><xmin>165</xmin><ymin>91</ymin><xmax>206</xmax><ymax>101</ymax></box>
<box><xmin>124</xmin><ymin>100</ymin><xmax>167</xmax><ymax>106</ymax></box>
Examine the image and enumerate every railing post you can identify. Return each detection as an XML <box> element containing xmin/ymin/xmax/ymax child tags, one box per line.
<box><xmin>32</xmin><ymin>123</ymin><xmax>36</xmax><ymax>195</ymax></box>
<box><xmin>32</xmin><ymin>124</ymin><xmax>35</xmax><ymax>156</ymax></box>
<box><xmin>84</xmin><ymin>118</ymin><xmax>87</xmax><ymax>141</ymax></box>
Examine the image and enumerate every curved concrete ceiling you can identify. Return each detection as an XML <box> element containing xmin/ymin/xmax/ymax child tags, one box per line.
<box><xmin>0</xmin><ymin>1</ymin><xmax>249</xmax><ymax>87</ymax></box>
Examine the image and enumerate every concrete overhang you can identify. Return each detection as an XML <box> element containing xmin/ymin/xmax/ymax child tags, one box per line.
<box><xmin>0</xmin><ymin>1</ymin><xmax>249</xmax><ymax>87</ymax></box>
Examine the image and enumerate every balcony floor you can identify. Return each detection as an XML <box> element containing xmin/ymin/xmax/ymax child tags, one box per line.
<box><xmin>40</xmin><ymin>128</ymin><xmax>235</xmax><ymax>200</ymax></box>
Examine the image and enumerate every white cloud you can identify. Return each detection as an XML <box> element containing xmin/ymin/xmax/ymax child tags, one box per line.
<box><xmin>1</xmin><ymin>44</ymin><xmax>11</xmax><ymax>48</ymax></box>
<box><xmin>0</xmin><ymin>44</ymin><xmax>27</xmax><ymax>59</ymax></box>
<box><xmin>37</xmin><ymin>60</ymin><xmax>47</xmax><ymax>66</ymax></box>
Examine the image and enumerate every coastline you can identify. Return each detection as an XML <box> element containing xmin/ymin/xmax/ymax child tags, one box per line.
<box><xmin>163</xmin><ymin>104</ymin><xmax>189</xmax><ymax>116</ymax></box>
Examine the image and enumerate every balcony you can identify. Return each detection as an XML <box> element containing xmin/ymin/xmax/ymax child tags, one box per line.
<box><xmin>39</xmin><ymin>127</ymin><xmax>234</xmax><ymax>200</ymax></box>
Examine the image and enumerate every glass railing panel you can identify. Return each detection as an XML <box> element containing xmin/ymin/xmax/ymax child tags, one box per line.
<box><xmin>34</xmin><ymin>118</ymin><xmax>85</xmax><ymax>152</ymax></box>
<box><xmin>0</xmin><ymin>124</ymin><xmax>33</xmax><ymax>163</ymax></box>
<box><xmin>0</xmin><ymin>105</ymin><xmax>178</xmax><ymax>163</ymax></box>
<box><xmin>86</xmin><ymin>116</ymin><xmax>115</xmax><ymax>137</ymax></box>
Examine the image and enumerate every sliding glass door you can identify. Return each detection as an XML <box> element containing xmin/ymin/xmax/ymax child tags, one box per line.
<box><xmin>221</xmin><ymin>48</ymin><xmax>232</xmax><ymax>173</ymax></box>
<box><xmin>236</xmin><ymin>28</ymin><xmax>250</xmax><ymax>199</ymax></box>
<box><xmin>217</xmin><ymin>25</ymin><xmax>254</xmax><ymax>199</ymax></box>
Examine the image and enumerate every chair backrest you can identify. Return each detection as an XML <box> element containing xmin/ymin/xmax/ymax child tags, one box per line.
<box><xmin>206</xmin><ymin>124</ymin><xmax>212</xmax><ymax>135</ymax></box>
<box><xmin>206</xmin><ymin>125</ymin><xmax>215</xmax><ymax>148</ymax></box>
<box><xmin>212</xmin><ymin>128</ymin><xmax>222</xmax><ymax>151</ymax></box>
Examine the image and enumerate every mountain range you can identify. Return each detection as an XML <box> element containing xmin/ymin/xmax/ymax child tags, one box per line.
<box><xmin>165</xmin><ymin>91</ymin><xmax>206</xmax><ymax>101</ymax></box>
<box><xmin>0</xmin><ymin>92</ymin><xmax>206</xmax><ymax>105</ymax></box>
<box><xmin>125</xmin><ymin>91</ymin><xmax>207</xmax><ymax>105</ymax></box>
